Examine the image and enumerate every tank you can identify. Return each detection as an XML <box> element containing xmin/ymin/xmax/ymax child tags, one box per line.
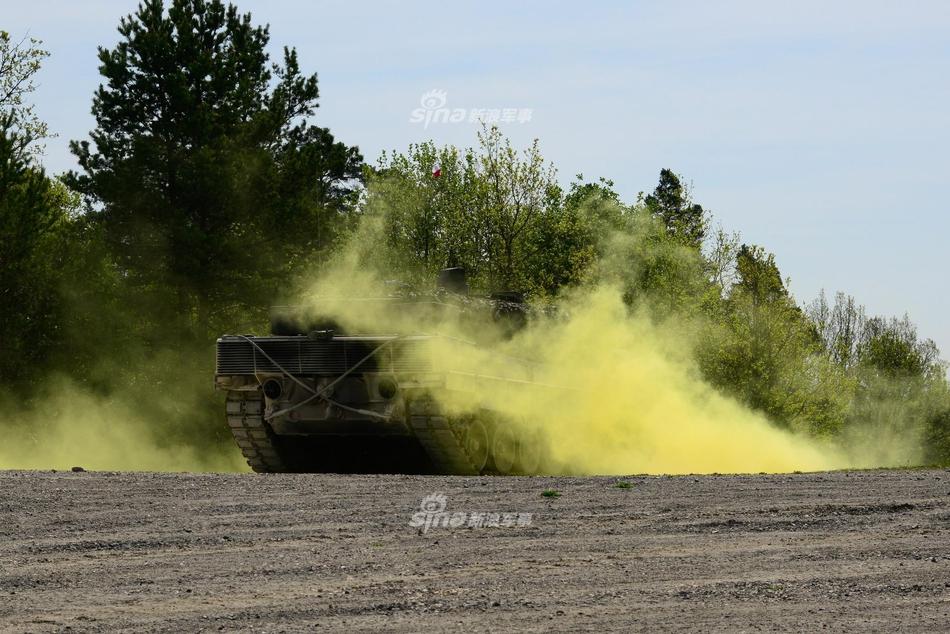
<box><xmin>214</xmin><ymin>269</ymin><xmax>551</xmax><ymax>474</ymax></box>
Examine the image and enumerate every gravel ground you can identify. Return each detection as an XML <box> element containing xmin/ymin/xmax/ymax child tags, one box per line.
<box><xmin>1</xmin><ymin>469</ymin><xmax>949</xmax><ymax>632</ymax></box>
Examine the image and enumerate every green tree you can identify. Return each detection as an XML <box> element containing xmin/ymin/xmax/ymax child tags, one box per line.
<box><xmin>733</xmin><ymin>244</ymin><xmax>786</xmax><ymax>302</ymax></box>
<box><xmin>925</xmin><ymin>405</ymin><xmax>950</xmax><ymax>465</ymax></box>
<box><xmin>704</xmin><ymin>225</ymin><xmax>741</xmax><ymax>292</ymax></box>
<box><xmin>857</xmin><ymin>316</ymin><xmax>941</xmax><ymax>379</ymax></box>
<box><xmin>807</xmin><ymin>291</ymin><xmax>950</xmax><ymax>463</ymax></box>
<box><xmin>643</xmin><ymin>168</ymin><xmax>707</xmax><ymax>248</ymax></box>
<box><xmin>847</xmin><ymin>315</ymin><xmax>947</xmax><ymax>461</ymax></box>
<box><xmin>597</xmin><ymin>206</ymin><xmax>712</xmax><ymax>317</ymax></box>
<box><xmin>0</xmin><ymin>116</ymin><xmax>77</xmax><ymax>384</ymax></box>
<box><xmin>0</xmin><ymin>30</ymin><xmax>51</xmax><ymax>157</ymax></box>
<box><xmin>67</xmin><ymin>0</ymin><xmax>362</xmax><ymax>338</ymax></box>
<box><xmin>370</xmin><ymin>142</ymin><xmax>488</xmax><ymax>284</ymax></box>
<box><xmin>525</xmin><ymin>175</ymin><xmax>625</xmax><ymax>294</ymax></box>
<box><xmin>477</xmin><ymin>126</ymin><xmax>561</xmax><ymax>289</ymax></box>
<box><xmin>808</xmin><ymin>290</ymin><xmax>866</xmax><ymax>369</ymax></box>
<box><xmin>700</xmin><ymin>244</ymin><xmax>850</xmax><ymax>433</ymax></box>
<box><xmin>582</xmin><ymin>170</ymin><xmax>719</xmax><ymax>319</ymax></box>
<box><xmin>368</xmin><ymin>129</ymin><xmax>564</xmax><ymax>295</ymax></box>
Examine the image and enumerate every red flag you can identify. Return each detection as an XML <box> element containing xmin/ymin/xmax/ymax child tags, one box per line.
<box><xmin>432</xmin><ymin>162</ymin><xmax>442</xmax><ymax>178</ymax></box>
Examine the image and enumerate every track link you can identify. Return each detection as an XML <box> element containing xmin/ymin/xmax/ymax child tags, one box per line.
<box><xmin>408</xmin><ymin>395</ymin><xmax>483</xmax><ymax>475</ymax></box>
<box><xmin>225</xmin><ymin>391</ymin><xmax>286</xmax><ymax>473</ymax></box>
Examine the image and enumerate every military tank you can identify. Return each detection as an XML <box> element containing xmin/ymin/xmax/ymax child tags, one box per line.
<box><xmin>214</xmin><ymin>269</ymin><xmax>551</xmax><ymax>474</ymax></box>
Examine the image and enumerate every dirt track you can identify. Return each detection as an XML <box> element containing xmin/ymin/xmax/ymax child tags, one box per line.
<box><xmin>1</xmin><ymin>469</ymin><xmax>949</xmax><ymax>632</ymax></box>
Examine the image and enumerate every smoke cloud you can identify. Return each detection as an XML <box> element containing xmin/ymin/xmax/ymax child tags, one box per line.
<box><xmin>293</xmin><ymin>211</ymin><xmax>867</xmax><ymax>475</ymax></box>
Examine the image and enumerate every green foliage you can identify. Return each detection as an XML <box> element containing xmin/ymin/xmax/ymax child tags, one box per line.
<box><xmin>66</xmin><ymin>0</ymin><xmax>362</xmax><ymax>338</ymax></box>
<box><xmin>0</xmin><ymin>117</ymin><xmax>76</xmax><ymax>384</ymax></box>
<box><xmin>733</xmin><ymin>245</ymin><xmax>786</xmax><ymax>302</ymax></box>
<box><xmin>693</xmin><ymin>244</ymin><xmax>855</xmax><ymax>434</ymax></box>
<box><xmin>858</xmin><ymin>316</ymin><xmax>941</xmax><ymax>379</ymax></box>
<box><xmin>0</xmin><ymin>31</ymin><xmax>51</xmax><ymax>157</ymax></box>
<box><xmin>925</xmin><ymin>405</ymin><xmax>950</xmax><ymax>465</ymax></box>
<box><xmin>808</xmin><ymin>291</ymin><xmax>865</xmax><ymax>368</ymax></box>
<box><xmin>644</xmin><ymin>168</ymin><xmax>707</xmax><ymax>248</ymax></box>
<box><xmin>369</xmin><ymin>127</ymin><xmax>565</xmax><ymax>295</ymax></box>
<box><xmin>541</xmin><ymin>489</ymin><xmax>561</xmax><ymax>498</ymax></box>
<box><xmin>598</xmin><ymin>206</ymin><xmax>714</xmax><ymax>318</ymax></box>
<box><xmin>807</xmin><ymin>291</ymin><xmax>950</xmax><ymax>460</ymax></box>
<box><xmin>478</xmin><ymin>127</ymin><xmax>562</xmax><ymax>289</ymax></box>
<box><xmin>530</xmin><ymin>176</ymin><xmax>625</xmax><ymax>293</ymax></box>
<box><xmin>1</xmin><ymin>3</ymin><xmax>948</xmax><ymax>468</ymax></box>
<box><xmin>704</xmin><ymin>226</ymin><xmax>741</xmax><ymax>292</ymax></box>
<box><xmin>368</xmin><ymin>142</ymin><xmax>484</xmax><ymax>286</ymax></box>
<box><xmin>1</xmin><ymin>0</ymin><xmax>365</xmax><ymax>457</ymax></box>
<box><xmin>364</xmin><ymin>132</ymin><xmax>949</xmax><ymax>461</ymax></box>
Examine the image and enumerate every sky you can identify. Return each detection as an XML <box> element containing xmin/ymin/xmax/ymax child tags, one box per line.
<box><xmin>6</xmin><ymin>0</ymin><xmax>950</xmax><ymax>357</ymax></box>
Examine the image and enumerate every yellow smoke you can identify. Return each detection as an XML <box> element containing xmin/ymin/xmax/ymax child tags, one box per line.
<box><xmin>0</xmin><ymin>190</ymin><xmax>914</xmax><ymax>475</ymax></box>
<box><xmin>298</xmin><ymin>264</ymin><xmax>847</xmax><ymax>474</ymax></box>
<box><xmin>288</xmin><ymin>197</ymin><xmax>873</xmax><ymax>475</ymax></box>
<box><xmin>0</xmin><ymin>376</ymin><xmax>246</xmax><ymax>472</ymax></box>
<box><xmin>488</xmin><ymin>286</ymin><xmax>843</xmax><ymax>473</ymax></box>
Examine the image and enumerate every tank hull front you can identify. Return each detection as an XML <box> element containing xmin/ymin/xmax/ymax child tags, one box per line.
<box><xmin>216</xmin><ymin>334</ymin><xmax>552</xmax><ymax>474</ymax></box>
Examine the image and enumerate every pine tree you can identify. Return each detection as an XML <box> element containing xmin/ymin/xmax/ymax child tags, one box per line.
<box><xmin>67</xmin><ymin>0</ymin><xmax>362</xmax><ymax>336</ymax></box>
<box><xmin>644</xmin><ymin>168</ymin><xmax>707</xmax><ymax>248</ymax></box>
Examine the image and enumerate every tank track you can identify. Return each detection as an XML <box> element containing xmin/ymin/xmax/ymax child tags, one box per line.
<box><xmin>227</xmin><ymin>390</ymin><xmax>492</xmax><ymax>474</ymax></box>
<box><xmin>407</xmin><ymin>394</ymin><xmax>485</xmax><ymax>475</ymax></box>
<box><xmin>225</xmin><ymin>391</ymin><xmax>286</xmax><ymax>473</ymax></box>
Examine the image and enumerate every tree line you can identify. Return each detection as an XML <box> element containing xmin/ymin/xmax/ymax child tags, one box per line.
<box><xmin>1</xmin><ymin>0</ymin><xmax>948</xmax><ymax>463</ymax></box>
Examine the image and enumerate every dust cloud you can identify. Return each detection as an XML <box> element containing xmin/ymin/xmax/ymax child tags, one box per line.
<box><xmin>0</xmin><ymin>203</ymin><xmax>917</xmax><ymax>475</ymax></box>
<box><xmin>0</xmin><ymin>376</ymin><xmax>245</xmax><ymax>472</ymax></box>
<box><xmin>291</xmin><ymin>205</ymin><xmax>858</xmax><ymax>474</ymax></box>
<box><xmin>299</xmin><ymin>266</ymin><xmax>850</xmax><ymax>475</ymax></box>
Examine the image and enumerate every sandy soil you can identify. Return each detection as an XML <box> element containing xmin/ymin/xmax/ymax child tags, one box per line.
<box><xmin>1</xmin><ymin>469</ymin><xmax>949</xmax><ymax>632</ymax></box>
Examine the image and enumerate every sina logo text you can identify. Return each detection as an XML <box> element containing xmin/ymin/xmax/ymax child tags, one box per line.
<box><xmin>409</xmin><ymin>89</ymin><xmax>457</xmax><ymax>129</ymax></box>
<box><xmin>409</xmin><ymin>492</ymin><xmax>533</xmax><ymax>534</ymax></box>
<box><xmin>409</xmin><ymin>90</ymin><xmax>533</xmax><ymax>128</ymax></box>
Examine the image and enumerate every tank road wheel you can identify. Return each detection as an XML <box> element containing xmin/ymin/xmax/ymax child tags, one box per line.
<box><xmin>225</xmin><ymin>391</ymin><xmax>287</xmax><ymax>473</ymax></box>
<box><xmin>461</xmin><ymin>418</ymin><xmax>490</xmax><ymax>473</ymax></box>
<box><xmin>407</xmin><ymin>395</ymin><xmax>489</xmax><ymax>475</ymax></box>
<box><xmin>518</xmin><ymin>429</ymin><xmax>543</xmax><ymax>475</ymax></box>
<box><xmin>491</xmin><ymin>425</ymin><xmax>519</xmax><ymax>475</ymax></box>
